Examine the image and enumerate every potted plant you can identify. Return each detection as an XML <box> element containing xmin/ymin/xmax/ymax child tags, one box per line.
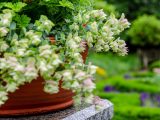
<box><xmin>0</xmin><ymin>1</ymin><xmax>130</xmax><ymax>116</ymax></box>
<box><xmin>128</xmin><ymin>15</ymin><xmax>160</xmax><ymax>68</ymax></box>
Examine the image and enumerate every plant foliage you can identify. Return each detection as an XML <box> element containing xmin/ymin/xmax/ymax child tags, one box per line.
<box><xmin>107</xmin><ymin>0</ymin><xmax>160</xmax><ymax>20</ymax></box>
<box><xmin>128</xmin><ymin>15</ymin><xmax>160</xmax><ymax>46</ymax></box>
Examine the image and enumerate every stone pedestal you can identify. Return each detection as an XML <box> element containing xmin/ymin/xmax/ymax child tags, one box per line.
<box><xmin>0</xmin><ymin>100</ymin><xmax>113</xmax><ymax>120</ymax></box>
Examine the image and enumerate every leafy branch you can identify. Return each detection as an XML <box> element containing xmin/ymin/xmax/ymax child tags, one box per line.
<box><xmin>1</xmin><ymin>2</ymin><xmax>26</xmax><ymax>12</ymax></box>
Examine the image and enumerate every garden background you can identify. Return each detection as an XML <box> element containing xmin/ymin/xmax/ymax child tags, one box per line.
<box><xmin>88</xmin><ymin>0</ymin><xmax>160</xmax><ymax>120</ymax></box>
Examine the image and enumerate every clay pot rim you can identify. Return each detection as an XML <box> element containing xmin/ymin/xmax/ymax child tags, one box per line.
<box><xmin>0</xmin><ymin>100</ymin><xmax>73</xmax><ymax>117</ymax></box>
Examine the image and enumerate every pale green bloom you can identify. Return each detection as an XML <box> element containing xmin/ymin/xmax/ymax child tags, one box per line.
<box><xmin>0</xmin><ymin>27</ymin><xmax>9</xmax><ymax>37</ymax></box>
<box><xmin>6</xmin><ymin>82</ymin><xmax>18</xmax><ymax>93</ymax></box>
<box><xmin>0</xmin><ymin>91</ymin><xmax>8</xmax><ymax>106</ymax></box>
<box><xmin>44</xmin><ymin>81</ymin><xmax>59</xmax><ymax>94</ymax></box>
<box><xmin>16</xmin><ymin>48</ymin><xmax>26</xmax><ymax>57</ymax></box>
<box><xmin>35</xmin><ymin>15</ymin><xmax>54</xmax><ymax>33</ymax></box>
<box><xmin>63</xmin><ymin>71</ymin><xmax>73</xmax><ymax>81</ymax></box>
<box><xmin>84</xmin><ymin>94</ymin><xmax>94</xmax><ymax>104</ymax></box>
<box><xmin>0</xmin><ymin>40</ymin><xmax>9</xmax><ymax>52</ymax></box>
<box><xmin>90</xmin><ymin>22</ymin><xmax>98</xmax><ymax>33</ymax></box>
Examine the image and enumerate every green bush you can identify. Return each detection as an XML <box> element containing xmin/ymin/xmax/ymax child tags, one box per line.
<box><xmin>114</xmin><ymin>106</ymin><xmax>160</xmax><ymax>120</ymax></box>
<box><xmin>107</xmin><ymin>0</ymin><xmax>160</xmax><ymax>20</ymax></box>
<box><xmin>128</xmin><ymin>15</ymin><xmax>160</xmax><ymax>46</ymax></box>
<box><xmin>132</xmin><ymin>71</ymin><xmax>155</xmax><ymax>78</ymax></box>
<box><xmin>94</xmin><ymin>0</ymin><xmax>118</xmax><ymax>16</ymax></box>
<box><xmin>149</xmin><ymin>60</ymin><xmax>160</xmax><ymax>70</ymax></box>
<box><xmin>96</xmin><ymin>76</ymin><xmax>160</xmax><ymax>93</ymax></box>
<box><xmin>96</xmin><ymin>92</ymin><xmax>160</xmax><ymax>120</ymax></box>
<box><xmin>96</xmin><ymin>92</ymin><xmax>140</xmax><ymax>106</ymax></box>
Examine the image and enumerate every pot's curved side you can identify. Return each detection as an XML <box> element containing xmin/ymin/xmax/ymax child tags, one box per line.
<box><xmin>0</xmin><ymin>77</ymin><xmax>73</xmax><ymax>116</ymax></box>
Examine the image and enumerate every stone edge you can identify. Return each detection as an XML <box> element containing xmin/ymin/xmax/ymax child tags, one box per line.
<box><xmin>63</xmin><ymin>100</ymin><xmax>113</xmax><ymax>120</ymax></box>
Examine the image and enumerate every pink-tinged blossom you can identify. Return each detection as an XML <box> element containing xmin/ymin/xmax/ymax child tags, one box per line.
<box><xmin>83</xmin><ymin>78</ymin><xmax>95</xmax><ymax>89</ymax></box>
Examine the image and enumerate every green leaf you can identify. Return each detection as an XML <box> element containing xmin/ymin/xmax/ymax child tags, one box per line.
<box><xmin>0</xmin><ymin>3</ymin><xmax>4</xmax><ymax>9</ymax></box>
<box><xmin>59</xmin><ymin>0</ymin><xmax>74</xmax><ymax>10</ymax></box>
<box><xmin>10</xmin><ymin>22</ymin><xmax>16</xmax><ymax>30</ymax></box>
<box><xmin>14</xmin><ymin>14</ymin><xmax>31</xmax><ymax>28</ymax></box>
<box><xmin>4</xmin><ymin>2</ymin><xmax>27</xmax><ymax>12</ymax></box>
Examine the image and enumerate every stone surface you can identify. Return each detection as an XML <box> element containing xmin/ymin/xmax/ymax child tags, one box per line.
<box><xmin>0</xmin><ymin>100</ymin><xmax>113</xmax><ymax>120</ymax></box>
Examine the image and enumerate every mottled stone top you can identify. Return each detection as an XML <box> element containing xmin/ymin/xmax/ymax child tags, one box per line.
<box><xmin>0</xmin><ymin>99</ymin><xmax>113</xmax><ymax>120</ymax></box>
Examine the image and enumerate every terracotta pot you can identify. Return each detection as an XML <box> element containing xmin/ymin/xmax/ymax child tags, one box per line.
<box><xmin>0</xmin><ymin>78</ymin><xmax>73</xmax><ymax>116</ymax></box>
<box><xmin>0</xmin><ymin>37</ymin><xmax>88</xmax><ymax>116</ymax></box>
<box><xmin>49</xmin><ymin>36</ymin><xmax>55</xmax><ymax>45</ymax></box>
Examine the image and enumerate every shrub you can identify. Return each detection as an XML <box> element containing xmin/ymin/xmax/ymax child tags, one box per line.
<box><xmin>128</xmin><ymin>15</ymin><xmax>160</xmax><ymax>47</ymax></box>
<box><xmin>96</xmin><ymin>92</ymin><xmax>140</xmax><ymax>106</ymax></box>
<box><xmin>149</xmin><ymin>60</ymin><xmax>160</xmax><ymax>70</ymax></box>
<box><xmin>132</xmin><ymin>71</ymin><xmax>155</xmax><ymax>78</ymax></box>
<box><xmin>96</xmin><ymin>92</ymin><xmax>160</xmax><ymax>120</ymax></box>
<box><xmin>114</xmin><ymin>106</ymin><xmax>160</xmax><ymax>120</ymax></box>
<box><xmin>107</xmin><ymin>0</ymin><xmax>160</xmax><ymax>20</ymax></box>
<box><xmin>96</xmin><ymin>76</ymin><xmax>160</xmax><ymax>93</ymax></box>
<box><xmin>94</xmin><ymin>0</ymin><xmax>118</xmax><ymax>16</ymax></box>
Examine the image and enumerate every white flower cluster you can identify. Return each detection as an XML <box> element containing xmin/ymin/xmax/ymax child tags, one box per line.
<box><xmin>65</xmin><ymin>33</ymin><xmax>85</xmax><ymax>63</ymax></box>
<box><xmin>69</xmin><ymin>9</ymin><xmax>130</xmax><ymax>56</ymax></box>
<box><xmin>35</xmin><ymin>15</ymin><xmax>55</xmax><ymax>34</ymax></box>
<box><xmin>0</xmin><ymin>56</ymin><xmax>38</xmax><ymax>106</ymax></box>
<box><xmin>0</xmin><ymin>10</ymin><xmax>58</xmax><ymax>105</ymax></box>
<box><xmin>0</xmin><ymin>9</ymin><xmax>13</xmax><ymax>53</ymax></box>
<box><xmin>51</xmin><ymin>9</ymin><xmax>130</xmax><ymax>104</ymax></box>
<box><xmin>61</xmin><ymin>63</ymin><xmax>97</xmax><ymax>104</ymax></box>
<box><xmin>57</xmin><ymin>31</ymin><xmax>97</xmax><ymax>104</ymax></box>
<box><xmin>52</xmin><ymin>9</ymin><xmax>130</xmax><ymax>104</ymax></box>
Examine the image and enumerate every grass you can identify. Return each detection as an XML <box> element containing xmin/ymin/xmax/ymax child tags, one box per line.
<box><xmin>96</xmin><ymin>92</ymin><xmax>141</xmax><ymax>106</ymax></box>
<box><xmin>87</xmin><ymin>52</ymin><xmax>140</xmax><ymax>76</ymax></box>
<box><xmin>96</xmin><ymin>76</ymin><xmax>160</xmax><ymax>93</ymax></box>
<box><xmin>87</xmin><ymin>52</ymin><xmax>160</xmax><ymax>120</ymax></box>
<box><xmin>96</xmin><ymin>92</ymin><xmax>160</xmax><ymax>120</ymax></box>
<box><xmin>114</xmin><ymin>106</ymin><xmax>160</xmax><ymax>120</ymax></box>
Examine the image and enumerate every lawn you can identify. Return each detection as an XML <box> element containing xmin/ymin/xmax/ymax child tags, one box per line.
<box><xmin>87</xmin><ymin>52</ymin><xmax>160</xmax><ymax>120</ymax></box>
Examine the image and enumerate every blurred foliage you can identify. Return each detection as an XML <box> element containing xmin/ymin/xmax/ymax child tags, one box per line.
<box><xmin>96</xmin><ymin>92</ymin><xmax>160</xmax><ymax>120</ymax></box>
<box><xmin>106</xmin><ymin>0</ymin><xmax>160</xmax><ymax>20</ymax></box>
<box><xmin>87</xmin><ymin>52</ymin><xmax>140</xmax><ymax>76</ymax></box>
<box><xmin>128</xmin><ymin>15</ymin><xmax>160</xmax><ymax>47</ymax></box>
<box><xmin>114</xmin><ymin>106</ymin><xmax>160</xmax><ymax>120</ymax></box>
<box><xmin>94</xmin><ymin>0</ymin><xmax>119</xmax><ymax>16</ymax></box>
<box><xmin>149</xmin><ymin>60</ymin><xmax>160</xmax><ymax>70</ymax></box>
<box><xmin>95</xmin><ymin>73</ymin><xmax>160</xmax><ymax>120</ymax></box>
<box><xmin>88</xmin><ymin>51</ymin><xmax>160</xmax><ymax>120</ymax></box>
<box><xmin>96</xmin><ymin>76</ymin><xmax>160</xmax><ymax>94</ymax></box>
<box><xmin>132</xmin><ymin>71</ymin><xmax>155</xmax><ymax>78</ymax></box>
<box><xmin>97</xmin><ymin>92</ymin><xmax>141</xmax><ymax>106</ymax></box>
